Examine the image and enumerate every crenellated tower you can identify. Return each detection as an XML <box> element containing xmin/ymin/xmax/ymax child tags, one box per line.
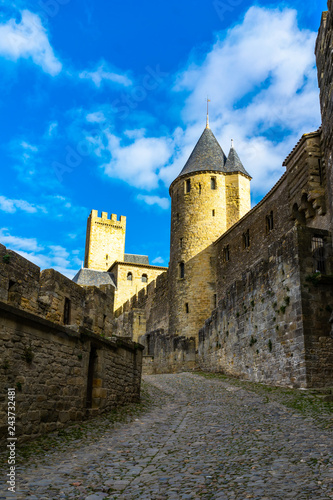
<box><xmin>168</xmin><ymin>123</ymin><xmax>251</xmax><ymax>341</ymax></box>
<box><xmin>84</xmin><ymin>210</ymin><xmax>126</xmax><ymax>271</ymax></box>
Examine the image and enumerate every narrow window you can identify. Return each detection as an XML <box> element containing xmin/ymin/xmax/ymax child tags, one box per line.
<box><xmin>243</xmin><ymin>230</ymin><xmax>250</xmax><ymax>249</ymax></box>
<box><xmin>146</xmin><ymin>334</ymin><xmax>152</xmax><ymax>355</ymax></box>
<box><xmin>212</xmin><ymin>209</ymin><xmax>215</xmax><ymax>217</ymax></box>
<box><xmin>141</xmin><ymin>274</ymin><xmax>148</xmax><ymax>283</ymax></box>
<box><xmin>318</xmin><ymin>158</ymin><xmax>323</xmax><ymax>185</ymax></box>
<box><xmin>177</xmin><ymin>213</ymin><xmax>180</xmax><ymax>222</ymax></box>
<box><xmin>179</xmin><ymin>262</ymin><xmax>185</xmax><ymax>279</ymax></box>
<box><xmin>64</xmin><ymin>297</ymin><xmax>71</xmax><ymax>325</ymax></box>
<box><xmin>185</xmin><ymin>303</ymin><xmax>189</xmax><ymax>314</ymax></box>
<box><xmin>127</xmin><ymin>272</ymin><xmax>133</xmax><ymax>281</ymax></box>
<box><xmin>106</xmin><ymin>254</ymin><xmax>108</xmax><ymax>260</ymax></box>
<box><xmin>199</xmin><ymin>183</ymin><xmax>202</xmax><ymax>195</ymax></box>
<box><xmin>211</xmin><ymin>177</ymin><xmax>216</xmax><ymax>190</ymax></box>
<box><xmin>8</xmin><ymin>280</ymin><xmax>16</xmax><ymax>291</ymax></box>
<box><xmin>266</xmin><ymin>211</ymin><xmax>274</xmax><ymax>233</ymax></box>
<box><xmin>312</xmin><ymin>236</ymin><xmax>325</xmax><ymax>273</ymax></box>
<box><xmin>180</xmin><ymin>238</ymin><xmax>183</xmax><ymax>248</ymax></box>
<box><xmin>185</xmin><ymin>179</ymin><xmax>191</xmax><ymax>193</ymax></box>
<box><xmin>213</xmin><ymin>294</ymin><xmax>217</xmax><ymax>308</ymax></box>
<box><xmin>139</xmin><ymin>315</ymin><xmax>141</xmax><ymax>325</ymax></box>
<box><xmin>223</xmin><ymin>245</ymin><xmax>230</xmax><ymax>262</ymax></box>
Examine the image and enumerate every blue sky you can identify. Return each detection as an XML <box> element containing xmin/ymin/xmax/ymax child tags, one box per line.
<box><xmin>0</xmin><ymin>0</ymin><xmax>327</xmax><ymax>277</ymax></box>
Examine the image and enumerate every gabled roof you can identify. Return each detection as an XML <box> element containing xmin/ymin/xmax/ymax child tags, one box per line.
<box><xmin>124</xmin><ymin>254</ymin><xmax>149</xmax><ymax>265</ymax></box>
<box><xmin>177</xmin><ymin>127</ymin><xmax>227</xmax><ymax>179</ymax></box>
<box><xmin>225</xmin><ymin>142</ymin><xmax>252</xmax><ymax>178</ymax></box>
<box><xmin>72</xmin><ymin>268</ymin><xmax>116</xmax><ymax>288</ymax></box>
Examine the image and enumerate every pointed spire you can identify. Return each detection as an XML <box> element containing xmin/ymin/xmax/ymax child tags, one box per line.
<box><xmin>175</xmin><ymin>127</ymin><xmax>227</xmax><ymax>180</ymax></box>
<box><xmin>225</xmin><ymin>140</ymin><xmax>252</xmax><ymax>178</ymax></box>
<box><xmin>206</xmin><ymin>97</ymin><xmax>211</xmax><ymax>129</ymax></box>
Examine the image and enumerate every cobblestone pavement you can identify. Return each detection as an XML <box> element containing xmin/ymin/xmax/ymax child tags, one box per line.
<box><xmin>1</xmin><ymin>372</ymin><xmax>333</xmax><ymax>499</ymax></box>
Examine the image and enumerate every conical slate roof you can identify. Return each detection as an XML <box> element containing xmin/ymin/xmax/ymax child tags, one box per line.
<box><xmin>177</xmin><ymin>127</ymin><xmax>227</xmax><ymax>178</ymax></box>
<box><xmin>224</xmin><ymin>142</ymin><xmax>251</xmax><ymax>178</ymax></box>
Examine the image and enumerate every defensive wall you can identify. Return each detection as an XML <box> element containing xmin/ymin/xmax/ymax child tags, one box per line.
<box><xmin>199</xmin><ymin>168</ymin><xmax>333</xmax><ymax>386</ymax></box>
<box><xmin>0</xmin><ymin>244</ymin><xmax>143</xmax><ymax>441</ymax></box>
<box><xmin>316</xmin><ymin>1</ymin><xmax>333</xmax><ymax>236</ymax></box>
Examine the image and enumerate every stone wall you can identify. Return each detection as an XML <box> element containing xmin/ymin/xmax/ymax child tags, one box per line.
<box><xmin>298</xmin><ymin>227</ymin><xmax>333</xmax><ymax>386</ymax></box>
<box><xmin>199</xmin><ymin>225</ymin><xmax>333</xmax><ymax>388</ymax></box>
<box><xmin>114</xmin><ymin>272</ymin><xmax>169</xmax><ymax>343</ymax></box>
<box><xmin>139</xmin><ymin>329</ymin><xmax>196</xmax><ymax>374</ymax></box>
<box><xmin>316</xmin><ymin>2</ymin><xmax>333</xmax><ymax>237</ymax></box>
<box><xmin>0</xmin><ymin>244</ymin><xmax>115</xmax><ymax>337</ymax></box>
<box><xmin>0</xmin><ymin>301</ymin><xmax>143</xmax><ymax>442</ymax></box>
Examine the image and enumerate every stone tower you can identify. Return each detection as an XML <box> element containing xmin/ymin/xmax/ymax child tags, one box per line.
<box><xmin>168</xmin><ymin>124</ymin><xmax>251</xmax><ymax>341</ymax></box>
<box><xmin>84</xmin><ymin>210</ymin><xmax>126</xmax><ymax>271</ymax></box>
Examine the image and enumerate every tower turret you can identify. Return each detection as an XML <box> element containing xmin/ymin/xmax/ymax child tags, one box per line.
<box><xmin>168</xmin><ymin>127</ymin><xmax>228</xmax><ymax>340</ymax></box>
<box><xmin>225</xmin><ymin>140</ymin><xmax>252</xmax><ymax>228</ymax></box>
<box><xmin>168</xmin><ymin>128</ymin><xmax>251</xmax><ymax>341</ymax></box>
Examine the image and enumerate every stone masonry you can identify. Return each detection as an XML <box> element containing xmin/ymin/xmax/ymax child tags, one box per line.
<box><xmin>0</xmin><ymin>243</ymin><xmax>143</xmax><ymax>441</ymax></box>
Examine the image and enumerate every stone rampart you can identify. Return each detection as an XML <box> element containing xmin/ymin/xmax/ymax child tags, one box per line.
<box><xmin>0</xmin><ymin>301</ymin><xmax>143</xmax><ymax>442</ymax></box>
<box><xmin>0</xmin><ymin>244</ymin><xmax>114</xmax><ymax>337</ymax></box>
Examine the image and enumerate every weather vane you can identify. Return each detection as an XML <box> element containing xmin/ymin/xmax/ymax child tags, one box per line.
<box><xmin>206</xmin><ymin>97</ymin><xmax>211</xmax><ymax>128</ymax></box>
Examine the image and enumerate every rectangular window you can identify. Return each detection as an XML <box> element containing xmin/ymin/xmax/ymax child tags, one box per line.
<box><xmin>312</xmin><ymin>236</ymin><xmax>325</xmax><ymax>273</ymax></box>
<box><xmin>266</xmin><ymin>211</ymin><xmax>274</xmax><ymax>233</ymax></box>
<box><xmin>180</xmin><ymin>238</ymin><xmax>183</xmax><ymax>248</ymax></box>
<box><xmin>185</xmin><ymin>179</ymin><xmax>191</xmax><ymax>193</ymax></box>
<box><xmin>211</xmin><ymin>177</ymin><xmax>216</xmax><ymax>189</ymax></box>
<box><xmin>199</xmin><ymin>183</ymin><xmax>202</xmax><ymax>194</ymax></box>
<box><xmin>64</xmin><ymin>297</ymin><xmax>71</xmax><ymax>325</ymax></box>
<box><xmin>243</xmin><ymin>230</ymin><xmax>250</xmax><ymax>249</ymax></box>
<box><xmin>213</xmin><ymin>294</ymin><xmax>217</xmax><ymax>308</ymax></box>
<box><xmin>212</xmin><ymin>209</ymin><xmax>215</xmax><ymax>217</ymax></box>
<box><xmin>179</xmin><ymin>262</ymin><xmax>185</xmax><ymax>279</ymax></box>
<box><xmin>318</xmin><ymin>159</ymin><xmax>323</xmax><ymax>185</ymax></box>
<box><xmin>185</xmin><ymin>303</ymin><xmax>189</xmax><ymax>314</ymax></box>
<box><xmin>223</xmin><ymin>245</ymin><xmax>230</xmax><ymax>262</ymax></box>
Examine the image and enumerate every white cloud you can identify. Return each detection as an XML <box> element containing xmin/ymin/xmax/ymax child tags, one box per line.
<box><xmin>137</xmin><ymin>194</ymin><xmax>170</xmax><ymax>210</ymax></box>
<box><xmin>79</xmin><ymin>61</ymin><xmax>132</xmax><ymax>87</ymax></box>
<box><xmin>46</xmin><ymin>121</ymin><xmax>58</xmax><ymax>137</ymax></box>
<box><xmin>20</xmin><ymin>141</ymin><xmax>38</xmax><ymax>151</ymax></box>
<box><xmin>152</xmin><ymin>256</ymin><xmax>165</xmax><ymax>264</ymax></box>
<box><xmin>0</xmin><ymin>195</ymin><xmax>46</xmax><ymax>214</ymax></box>
<box><xmin>100</xmin><ymin>131</ymin><xmax>173</xmax><ymax>189</ymax></box>
<box><xmin>0</xmin><ymin>228</ymin><xmax>44</xmax><ymax>252</ymax></box>
<box><xmin>86</xmin><ymin>111</ymin><xmax>106</xmax><ymax>123</ymax></box>
<box><xmin>169</xmin><ymin>6</ymin><xmax>320</xmax><ymax>196</ymax></box>
<box><xmin>0</xmin><ymin>10</ymin><xmax>62</xmax><ymax>75</ymax></box>
<box><xmin>0</xmin><ymin>228</ymin><xmax>81</xmax><ymax>279</ymax></box>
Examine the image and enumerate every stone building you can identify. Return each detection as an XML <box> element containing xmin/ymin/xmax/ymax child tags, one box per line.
<box><xmin>76</xmin><ymin>209</ymin><xmax>167</xmax><ymax>310</ymax></box>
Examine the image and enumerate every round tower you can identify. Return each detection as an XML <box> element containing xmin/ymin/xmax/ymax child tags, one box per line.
<box><xmin>168</xmin><ymin>124</ymin><xmax>228</xmax><ymax>341</ymax></box>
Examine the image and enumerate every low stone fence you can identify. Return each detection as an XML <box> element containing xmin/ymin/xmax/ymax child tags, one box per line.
<box><xmin>0</xmin><ymin>301</ymin><xmax>143</xmax><ymax>442</ymax></box>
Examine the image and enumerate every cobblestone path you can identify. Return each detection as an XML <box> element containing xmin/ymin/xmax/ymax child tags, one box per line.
<box><xmin>1</xmin><ymin>373</ymin><xmax>333</xmax><ymax>499</ymax></box>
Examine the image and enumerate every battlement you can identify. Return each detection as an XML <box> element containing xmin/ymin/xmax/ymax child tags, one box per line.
<box><xmin>90</xmin><ymin>210</ymin><xmax>126</xmax><ymax>225</ymax></box>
